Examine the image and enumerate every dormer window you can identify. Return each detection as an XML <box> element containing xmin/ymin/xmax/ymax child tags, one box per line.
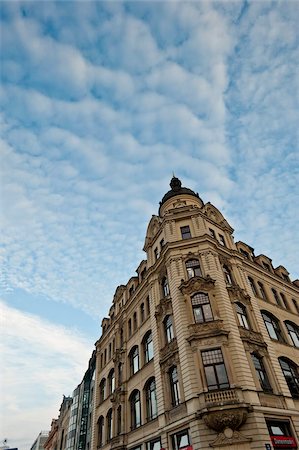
<box><xmin>240</xmin><ymin>248</ymin><xmax>249</xmax><ymax>259</ymax></box>
<box><xmin>262</xmin><ymin>262</ymin><xmax>271</xmax><ymax>271</ymax></box>
<box><xmin>180</xmin><ymin>226</ymin><xmax>191</xmax><ymax>240</ymax></box>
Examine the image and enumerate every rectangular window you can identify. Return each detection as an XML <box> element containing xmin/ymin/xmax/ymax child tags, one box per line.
<box><xmin>218</xmin><ymin>234</ymin><xmax>226</xmax><ymax>246</ymax></box>
<box><xmin>209</xmin><ymin>228</ymin><xmax>216</xmax><ymax>238</ymax></box>
<box><xmin>171</xmin><ymin>430</ymin><xmax>190</xmax><ymax>450</ymax></box>
<box><xmin>180</xmin><ymin>226</ymin><xmax>191</xmax><ymax>239</ymax></box>
<box><xmin>251</xmin><ymin>353</ymin><xmax>272</xmax><ymax>392</ymax></box>
<box><xmin>154</xmin><ymin>247</ymin><xmax>159</xmax><ymax>260</ymax></box>
<box><xmin>201</xmin><ymin>349</ymin><xmax>229</xmax><ymax>391</ymax></box>
<box><xmin>147</xmin><ymin>439</ymin><xmax>162</xmax><ymax>450</ymax></box>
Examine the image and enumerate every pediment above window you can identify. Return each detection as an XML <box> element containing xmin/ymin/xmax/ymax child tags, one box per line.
<box><xmin>187</xmin><ymin>320</ymin><xmax>229</xmax><ymax>343</ymax></box>
<box><xmin>155</xmin><ymin>297</ymin><xmax>172</xmax><ymax>320</ymax></box>
<box><xmin>239</xmin><ymin>328</ymin><xmax>267</xmax><ymax>349</ymax></box>
<box><xmin>227</xmin><ymin>284</ymin><xmax>251</xmax><ymax>304</ymax></box>
<box><xmin>179</xmin><ymin>275</ymin><xmax>215</xmax><ymax>295</ymax></box>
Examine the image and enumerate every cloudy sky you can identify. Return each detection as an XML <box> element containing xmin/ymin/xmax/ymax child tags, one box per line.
<box><xmin>1</xmin><ymin>1</ymin><xmax>298</xmax><ymax>448</ymax></box>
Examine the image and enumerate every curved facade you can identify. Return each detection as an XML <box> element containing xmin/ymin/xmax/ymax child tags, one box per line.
<box><xmin>91</xmin><ymin>178</ymin><xmax>299</xmax><ymax>450</ymax></box>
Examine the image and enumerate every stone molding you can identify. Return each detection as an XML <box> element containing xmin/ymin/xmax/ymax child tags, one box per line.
<box><xmin>227</xmin><ymin>284</ymin><xmax>251</xmax><ymax>304</ymax></box>
<box><xmin>179</xmin><ymin>275</ymin><xmax>216</xmax><ymax>295</ymax></box>
<box><xmin>187</xmin><ymin>320</ymin><xmax>229</xmax><ymax>344</ymax></box>
<box><xmin>155</xmin><ymin>297</ymin><xmax>172</xmax><ymax>320</ymax></box>
<box><xmin>159</xmin><ymin>338</ymin><xmax>178</xmax><ymax>365</ymax></box>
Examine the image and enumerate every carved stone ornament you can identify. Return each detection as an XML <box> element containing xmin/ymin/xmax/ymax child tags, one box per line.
<box><xmin>110</xmin><ymin>386</ymin><xmax>126</xmax><ymax>404</ymax></box>
<box><xmin>187</xmin><ymin>320</ymin><xmax>229</xmax><ymax>343</ymax></box>
<box><xmin>160</xmin><ymin>350</ymin><xmax>180</xmax><ymax>372</ymax></box>
<box><xmin>239</xmin><ymin>327</ymin><xmax>267</xmax><ymax>349</ymax></box>
<box><xmin>209</xmin><ymin>429</ymin><xmax>252</xmax><ymax>447</ymax></box>
<box><xmin>155</xmin><ymin>297</ymin><xmax>172</xmax><ymax>320</ymax></box>
<box><xmin>113</xmin><ymin>348</ymin><xmax>125</xmax><ymax>364</ymax></box>
<box><xmin>159</xmin><ymin>338</ymin><xmax>178</xmax><ymax>364</ymax></box>
<box><xmin>227</xmin><ymin>284</ymin><xmax>251</xmax><ymax>304</ymax></box>
<box><xmin>179</xmin><ymin>275</ymin><xmax>215</xmax><ymax>295</ymax></box>
<box><xmin>203</xmin><ymin>407</ymin><xmax>248</xmax><ymax>432</ymax></box>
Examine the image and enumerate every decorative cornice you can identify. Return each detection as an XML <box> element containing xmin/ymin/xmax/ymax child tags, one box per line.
<box><xmin>179</xmin><ymin>275</ymin><xmax>216</xmax><ymax>295</ymax></box>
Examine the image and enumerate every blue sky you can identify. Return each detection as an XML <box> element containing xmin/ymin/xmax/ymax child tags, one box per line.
<box><xmin>0</xmin><ymin>1</ymin><xmax>298</xmax><ymax>448</ymax></box>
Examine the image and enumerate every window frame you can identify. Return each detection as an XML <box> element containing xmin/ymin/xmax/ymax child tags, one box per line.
<box><xmin>251</xmin><ymin>352</ymin><xmax>272</xmax><ymax>393</ymax></box>
<box><xmin>201</xmin><ymin>348</ymin><xmax>230</xmax><ymax>391</ymax></box>
<box><xmin>180</xmin><ymin>225</ymin><xmax>192</xmax><ymax>240</ymax></box>
<box><xmin>279</xmin><ymin>357</ymin><xmax>299</xmax><ymax>398</ymax></box>
<box><xmin>191</xmin><ymin>292</ymin><xmax>213</xmax><ymax>324</ymax></box>
<box><xmin>262</xmin><ymin>311</ymin><xmax>285</xmax><ymax>343</ymax></box>
<box><xmin>106</xmin><ymin>409</ymin><xmax>113</xmax><ymax>443</ymax></box>
<box><xmin>143</xmin><ymin>331</ymin><xmax>154</xmax><ymax>364</ymax></box>
<box><xmin>171</xmin><ymin>429</ymin><xmax>190</xmax><ymax>450</ymax></box>
<box><xmin>130</xmin><ymin>346</ymin><xmax>139</xmax><ymax>376</ymax></box>
<box><xmin>108</xmin><ymin>369</ymin><xmax>115</xmax><ymax>395</ymax></box>
<box><xmin>164</xmin><ymin>315</ymin><xmax>174</xmax><ymax>343</ymax></box>
<box><xmin>169</xmin><ymin>366</ymin><xmax>180</xmax><ymax>406</ymax></box>
<box><xmin>235</xmin><ymin>302</ymin><xmax>250</xmax><ymax>330</ymax></box>
<box><xmin>145</xmin><ymin>378</ymin><xmax>158</xmax><ymax>421</ymax></box>
<box><xmin>185</xmin><ymin>259</ymin><xmax>202</xmax><ymax>279</ymax></box>
<box><xmin>97</xmin><ymin>416</ymin><xmax>104</xmax><ymax>448</ymax></box>
<box><xmin>285</xmin><ymin>321</ymin><xmax>299</xmax><ymax>348</ymax></box>
<box><xmin>130</xmin><ymin>390</ymin><xmax>141</xmax><ymax>429</ymax></box>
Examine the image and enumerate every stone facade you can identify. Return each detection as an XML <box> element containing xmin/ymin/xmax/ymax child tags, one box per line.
<box><xmin>89</xmin><ymin>177</ymin><xmax>299</xmax><ymax>450</ymax></box>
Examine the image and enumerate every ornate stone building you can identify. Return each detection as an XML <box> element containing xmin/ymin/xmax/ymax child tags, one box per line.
<box><xmin>91</xmin><ymin>177</ymin><xmax>299</xmax><ymax>450</ymax></box>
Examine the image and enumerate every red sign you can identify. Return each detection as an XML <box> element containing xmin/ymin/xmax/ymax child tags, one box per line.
<box><xmin>271</xmin><ymin>436</ymin><xmax>297</xmax><ymax>448</ymax></box>
<box><xmin>179</xmin><ymin>447</ymin><xmax>193</xmax><ymax>450</ymax></box>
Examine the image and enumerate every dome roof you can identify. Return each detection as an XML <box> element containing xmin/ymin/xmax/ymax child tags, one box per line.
<box><xmin>159</xmin><ymin>176</ymin><xmax>200</xmax><ymax>214</ymax></box>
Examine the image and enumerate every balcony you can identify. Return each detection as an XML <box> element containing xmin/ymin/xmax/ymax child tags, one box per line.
<box><xmin>198</xmin><ymin>388</ymin><xmax>252</xmax><ymax>447</ymax></box>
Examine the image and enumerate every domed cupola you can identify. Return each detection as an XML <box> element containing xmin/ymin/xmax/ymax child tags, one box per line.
<box><xmin>159</xmin><ymin>176</ymin><xmax>203</xmax><ymax>216</ymax></box>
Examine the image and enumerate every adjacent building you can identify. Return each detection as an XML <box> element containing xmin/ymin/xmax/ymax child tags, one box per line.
<box><xmin>90</xmin><ymin>177</ymin><xmax>299</xmax><ymax>450</ymax></box>
<box><xmin>30</xmin><ymin>431</ymin><xmax>49</xmax><ymax>450</ymax></box>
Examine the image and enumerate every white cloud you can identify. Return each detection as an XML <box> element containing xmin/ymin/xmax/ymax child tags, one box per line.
<box><xmin>0</xmin><ymin>300</ymin><xmax>92</xmax><ymax>450</ymax></box>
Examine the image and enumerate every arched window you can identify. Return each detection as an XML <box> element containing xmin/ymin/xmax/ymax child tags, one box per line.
<box><xmin>145</xmin><ymin>378</ymin><xmax>157</xmax><ymax>420</ymax></box>
<box><xmin>169</xmin><ymin>366</ymin><xmax>180</xmax><ymax>406</ymax></box>
<box><xmin>279</xmin><ymin>357</ymin><xmax>299</xmax><ymax>398</ymax></box>
<box><xmin>130</xmin><ymin>390</ymin><xmax>141</xmax><ymax>429</ymax></box>
<box><xmin>285</xmin><ymin>321</ymin><xmax>299</xmax><ymax>347</ymax></box>
<box><xmin>235</xmin><ymin>302</ymin><xmax>250</xmax><ymax>329</ymax></box>
<box><xmin>162</xmin><ymin>277</ymin><xmax>170</xmax><ymax>297</ymax></box>
<box><xmin>248</xmin><ymin>277</ymin><xmax>257</xmax><ymax>297</ymax></box>
<box><xmin>108</xmin><ymin>369</ymin><xmax>115</xmax><ymax>394</ymax></box>
<box><xmin>251</xmin><ymin>353</ymin><xmax>272</xmax><ymax>392</ymax></box>
<box><xmin>97</xmin><ymin>416</ymin><xmax>104</xmax><ymax>448</ymax></box>
<box><xmin>164</xmin><ymin>315</ymin><xmax>174</xmax><ymax>343</ymax></box>
<box><xmin>191</xmin><ymin>292</ymin><xmax>213</xmax><ymax>323</ymax></box>
<box><xmin>262</xmin><ymin>311</ymin><xmax>284</xmax><ymax>342</ymax></box>
<box><xmin>257</xmin><ymin>282</ymin><xmax>267</xmax><ymax>300</ymax></box>
<box><xmin>143</xmin><ymin>331</ymin><xmax>154</xmax><ymax>364</ymax></box>
<box><xmin>185</xmin><ymin>259</ymin><xmax>202</xmax><ymax>279</ymax></box>
<box><xmin>129</xmin><ymin>346</ymin><xmax>139</xmax><ymax>375</ymax></box>
<box><xmin>272</xmin><ymin>288</ymin><xmax>282</xmax><ymax>307</ymax></box>
<box><xmin>223</xmin><ymin>265</ymin><xmax>233</xmax><ymax>284</ymax></box>
<box><xmin>117</xmin><ymin>406</ymin><xmax>122</xmax><ymax>435</ymax></box>
<box><xmin>99</xmin><ymin>378</ymin><xmax>106</xmax><ymax>403</ymax></box>
<box><xmin>106</xmin><ymin>409</ymin><xmax>113</xmax><ymax>442</ymax></box>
